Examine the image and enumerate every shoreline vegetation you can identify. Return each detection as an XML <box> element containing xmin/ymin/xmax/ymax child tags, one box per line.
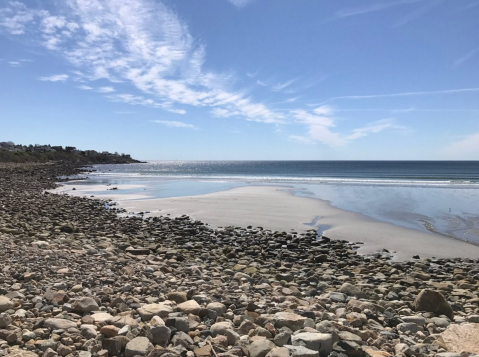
<box><xmin>0</xmin><ymin>142</ymin><xmax>143</xmax><ymax>164</ymax></box>
<box><xmin>0</xmin><ymin>161</ymin><xmax>478</xmax><ymax>356</ymax></box>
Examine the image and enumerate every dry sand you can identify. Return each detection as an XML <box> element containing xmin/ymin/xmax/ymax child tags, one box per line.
<box><xmin>51</xmin><ymin>184</ymin><xmax>479</xmax><ymax>261</ymax></box>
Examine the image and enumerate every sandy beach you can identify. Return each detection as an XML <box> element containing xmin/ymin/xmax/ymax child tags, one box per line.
<box><xmin>52</xmin><ymin>183</ymin><xmax>479</xmax><ymax>261</ymax></box>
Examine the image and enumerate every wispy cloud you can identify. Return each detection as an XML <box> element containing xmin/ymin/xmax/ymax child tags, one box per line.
<box><xmin>394</xmin><ymin>0</ymin><xmax>445</xmax><ymax>27</ymax></box>
<box><xmin>286</xmin><ymin>96</ymin><xmax>301</xmax><ymax>103</ymax></box>
<box><xmin>336</xmin><ymin>0</ymin><xmax>445</xmax><ymax>27</ymax></box>
<box><xmin>98</xmin><ymin>86</ymin><xmax>115</xmax><ymax>93</ymax></box>
<box><xmin>289</xmin><ymin>135</ymin><xmax>314</xmax><ymax>144</ymax></box>
<box><xmin>211</xmin><ymin>100</ymin><xmax>284</xmax><ymax>124</ymax></box>
<box><xmin>77</xmin><ymin>85</ymin><xmax>93</xmax><ymax>90</ymax></box>
<box><xmin>272</xmin><ymin>79</ymin><xmax>296</xmax><ymax>93</ymax></box>
<box><xmin>347</xmin><ymin>119</ymin><xmax>404</xmax><ymax>140</ymax></box>
<box><xmin>38</xmin><ymin>74</ymin><xmax>69</xmax><ymax>82</ymax></box>
<box><xmin>336</xmin><ymin>107</ymin><xmax>479</xmax><ymax>113</ymax></box>
<box><xmin>2</xmin><ymin>58</ymin><xmax>35</xmax><ymax>68</ymax></box>
<box><xmin>291</xmin><ymin>106</ymin><xmax>346</xmax><ymax>147</ymax></box>
<box><xmin>329</xmin><ymin>87</ymin><xmax>479</xmax><ymax>101</ymax></box>
<box><xmin>151</xmin><ymin>120</ymin><xmax>198</xmax><ymax>129</ymax></box>
<box><xmin>453</xmin><ymin>49</ymin><xmax>477</xmax><ymax>69</ymax></box>
<box><xmin>336</xmin><ymin>0</ymin><xmax>421</xmax><ymax>18</ymax></box>
<box><xmin>108</xmin><ymin>93</ymin><xmax>186</xmax><ymax>114</ymax></box>
<box><xmin>0</xmin><ymin>0</ymin><xmax>282</xmax><ymax>124</ymax></box>
<box><xmin>228</xmin><ymin>0</ymin><xmax>254</xmax><ymax>8</ymax></box>
<box><xmin>8</xmin><ymin>61</ymin><xmax>21</xmax><ymax>67</ymax></box>
<box><xmin>291</xmin><ymin>105</ymin><xmax>405</xmax><ymax>147</ymax></box>
<box><xmin>444</xmin><ymin>132</ymin><xmax>479</xmax><ymax>159</ymax></box>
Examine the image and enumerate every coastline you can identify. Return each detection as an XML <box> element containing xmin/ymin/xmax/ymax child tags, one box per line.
<box><xmin>1</xmin><ymin>162</ymin><xmax>479</xmax><ymax>357</ymax></box>
<box><xmin>51</xmin><ymin>181</ymin><xmax>479</xmax><ymax>261</ymax></box>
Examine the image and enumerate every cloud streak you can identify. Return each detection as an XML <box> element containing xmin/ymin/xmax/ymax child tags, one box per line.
<box><xmin>336</xmin><ymin>0</ymin><xmax>447</xmax><ymax>28</ymax></box>
<box><xmin>272</xmin><ymin>79</ymin><xmax>296</xmax><ymax>93</ymax></box>
<box><xmin>394</xmin><ymin>0</ymin><xmax>445</xmax><ymax>27</ymax></box>
<box><xmin>228</xmin><ymin>0</ymin><xmax>253</xmax><ymax>8</ymax></box>
<box><xmin>98</xmin><ymin>86</ymin><xmax>115</xmax><ymax>93</ymax></box>
<box><xmin>453</xmin><ymin>49</ymin><xmax>477</xmax><ymax>69</ymax></box>
<box><xmin>38</xmin><ymin>74</ymin><xmax>69</xmax><ymax>82</ymax></box>
<box><xmin>151</xmin><ymin>120</ymin><xmax>198</xmax><ymax>129</ymax></box>
<box><xmin>336</xmin><ymin>0</ymin><xmax>421</xmax><ymax>18</ymax></box>
<box><xmin>329</xmin><ymin>87</ymin><xmax>479</xmax><ymax>101</ymax></box>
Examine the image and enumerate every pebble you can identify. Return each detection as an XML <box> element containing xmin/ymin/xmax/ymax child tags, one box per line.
<box><xmin>0</xmin><ymin>163</ymin><xmax>478</xmax><ymax>357</ymax></box>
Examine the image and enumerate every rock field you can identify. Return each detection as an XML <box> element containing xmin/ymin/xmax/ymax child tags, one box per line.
<box><xmin>0</xmin><ymin>163</ymin><xmax>478</xmax><ymax>357</ymax></box>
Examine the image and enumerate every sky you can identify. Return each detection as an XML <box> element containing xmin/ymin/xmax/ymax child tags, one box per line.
<box><xmin>0</xmin><ymin>0</ymin><xmax>478</xmax><ymax>160</ymax></box>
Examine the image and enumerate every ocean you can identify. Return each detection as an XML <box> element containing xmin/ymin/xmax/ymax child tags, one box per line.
<box><xmin>65</xmin><ymin>161</ymin><xmax>479</xmax><ymax>245</ymax></box>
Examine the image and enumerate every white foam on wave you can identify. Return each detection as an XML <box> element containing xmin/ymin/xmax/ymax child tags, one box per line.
<box><xmin>87</xmin><ymin>172</ymin><xmax>479</xmax><ymax>187</ymax></box>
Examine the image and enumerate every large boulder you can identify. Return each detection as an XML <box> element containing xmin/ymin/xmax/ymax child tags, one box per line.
<box><xmin>274</xmin><ymin>312</ymin><xmax>307</xmax><ymax>331</ymax></box>
<box><xmin>0</xmin><ymin>296</ymin><xmax>14</xmax><ymax>312</ymax></box>
<box><xmin>339</xmin><ymin>283</ymin><xmax>370</xmax><ymax>299</ymax></box>
<box><xmin>125</xmin><ymin>337</ymin><xmax>153</xmax><ymax>357</ymax></box>
<box><xmin>413</xmin><ymin>290</ymin><xmax>453</xmax><ymax>319</ymax></box>
<box><xmin>103</xmin><ymin>336</ymin><xmax>130</xmax><ymax>355</ymax></box>
<box><xmin>171</xmin><ymin>331</ymin><xmax>194</xmax><ymax>348</ymax></box>
<box><xmin>284</xmin><ymin>345</ymin><xmax>319</xmax><ymax>357</ymax></box>
<box><xmin>167</xmin><ymin>316</ymin><xmax>189</xmax><ymax>332</ymax></box>
<box><xmin>265</xmin><ymin>347</ymin><xmax>291</xmax><ymax>357</ymax></box>
<box><xmin>439</xmin><ymin>324</ymin><xmax>479</xmax><ymax>354</ymax></box>
<box><xmin>177</xmin><ymin>300</ymin><xmax>201</xmax><ymax>315</ymax></box>
<box><xmin>138</xmin><ymin>303</ymin><xmax>173</xmax><ymax>321</ymax></box>
<box><xmin>206</xmin><ymin>302</ymin><xmax>227</xmax><ymax>316</ymax></box>
<box><xmin>91</xmin><ymin>312</ymin><xmax>113</xmax><ymax>324</ymax></box>
<box><xmin>100</xmin><ymin>325</ymin><xmax>119</xmax><ymax>338</ymax></box>
<box><xmin>194</xmin><ymin>345</ymin><xmax>212</xmax><ymax>357</ymax></box>
<box><xmin>109</xmin><ymin>315</ymin><xmax>139</xmax><ymax>328</ymax></box>
<box><xmin>348</xmin><ymin>300</ymin><xmax>384</xmax><ymax>313</ymax></box>
<box><xmin>81</xmin><ymin>324</ymin><xmax>98</xmax><ymax>339</ymax></box>
<box><xmin>248</xmin><ymin>340</ymin><xmax>276</xmax><ymax>357</ymax></box>
<box><xmin>291</xmin><ymin>333</ymin><xmax>333</xmax><ymax>356</ymax></box>
<box><xmin>333</xmin><ymin>340</ymin><xmax>364</xmax><ymax>357</ymax></box>
<box><xmin>71</xmin><ymin>297</ymin><xmax>99</xmax><ymax>313</ymax></box>
<box><xmin>150</xmin><ymin>324</ymin><xmax>171</xmax><ymax>346</ymax></box>
<box><xmin>211</xmin><ymin>321</ymin><xmax>234</xmax><ymax>337</ymax></box>
<box><xmin>397</xmin><ymin>322</ymin><xmax>423</xmax><ymax>334</ymax></box>
<box><xmin>150</xmin><ymin>316</ymin><xmax>171</xmax><ymax>346</ymax></box>
<box><xmin>0</xmin><ymin>312</ymin><xmax>12</xmax><ymax>328</ymax></box>
<box><xmin>167</xmin><ymin>291</ymin><xmax>187</xmax><ymax>304</ymax></box>
<box><xmin>363</xmin><ymin>348</ymin><xmax>392</xmax><ymax>357</ymax></box>
<box><xmin>6</xmin><ymin>351</ymin><xmax>39</xmax><ymax>357</ymax></box>
<box><xmin>44</xmin><ymin>318</ymin><xmax>77</xmax><ymax>330</ymax></box>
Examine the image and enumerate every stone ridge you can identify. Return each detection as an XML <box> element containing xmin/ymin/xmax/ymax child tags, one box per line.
<box><xmin>0</xmin><ymin>163</ymin><xmax>478</xmax><ymax>357</ymax></box>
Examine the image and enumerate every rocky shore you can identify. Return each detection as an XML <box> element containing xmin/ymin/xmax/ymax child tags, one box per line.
<box><xmin>0</xmin><ymin>163</ymin><xmax>478</xmax><ymax>357</ymax></box>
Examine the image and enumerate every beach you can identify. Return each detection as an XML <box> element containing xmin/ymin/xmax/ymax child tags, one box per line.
<box><xmin>1</xmin><ymin>162</ymin><xmax>479</xmax><ymax>357</ymax></box>
<box><xmin>52</xmin><ymin>182</ymin><xmax>479</xmax><ymax>261</ymax></box>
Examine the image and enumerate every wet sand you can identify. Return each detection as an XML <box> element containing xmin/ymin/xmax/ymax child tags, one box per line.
<box><xmin>51</xmin><ymin>183</ymin><xmax>479</xmax><ymax>261</ymax></box>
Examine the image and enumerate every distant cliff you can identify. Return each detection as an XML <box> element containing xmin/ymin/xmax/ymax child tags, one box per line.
<box><xmin>0</xmin><ymin>143</ymin><xmax>142</xmax><ymax>164</ymax></box>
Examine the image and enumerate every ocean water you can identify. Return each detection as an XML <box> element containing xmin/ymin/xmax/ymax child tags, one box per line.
<box><xmin>65</xmin><ymin>161</ymin><xmax>479</xmax><ymax>244</ymax></box>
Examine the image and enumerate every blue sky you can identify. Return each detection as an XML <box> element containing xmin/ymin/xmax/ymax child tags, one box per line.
<box><xmin>0</xmin><ymin>0</ymin><xmax>478</xmax><ymax>160</ymax></box>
